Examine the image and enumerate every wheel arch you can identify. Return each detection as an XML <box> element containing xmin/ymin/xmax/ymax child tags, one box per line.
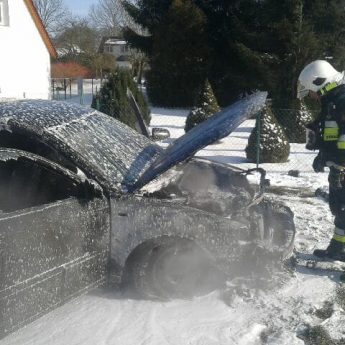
<box><xmin>110</xmin><ymin>197</ymin><xmax>247</xmax><ymax>278</ymax></box>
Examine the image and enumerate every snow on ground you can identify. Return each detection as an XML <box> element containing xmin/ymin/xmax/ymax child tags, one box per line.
<box><xmin>2</xmin><ymin>94</ymin><xmax>344</xmax><ymax>345</ymax></box>
<box><xmin>52</xmin><ymin>79</ymin><xmax>101</xmax><ymax>107</ymax></box>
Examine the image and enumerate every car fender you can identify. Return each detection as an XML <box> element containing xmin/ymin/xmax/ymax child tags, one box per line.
<box><xmin>110</xmin><ymin>196</ymin><xmax>254</xmax><ymax>281</ymax></box>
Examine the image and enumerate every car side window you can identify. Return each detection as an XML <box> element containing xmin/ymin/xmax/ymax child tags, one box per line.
<box><xmin>0</xmin><ymin>130</ymin><xmax>78</xmax><ymax>173</ymax></box>
<box><xmin>0</xmin><ymin>158</ymin><xmax>85</xmax><ymax>213</ymax></box>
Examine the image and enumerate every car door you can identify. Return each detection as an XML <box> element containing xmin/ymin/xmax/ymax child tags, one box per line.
<box><xmin>0</xmin><ymin>149</ymin><xmax>110</xmax><ymax>340</ymax></box>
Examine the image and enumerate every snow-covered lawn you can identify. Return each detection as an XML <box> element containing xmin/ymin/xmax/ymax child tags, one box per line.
<box><xmin>52</xmin><ymin>79</ymin><xmax>101</xmax><ymax>107</ymax></box>
<box><xmin>2</xmin><ymin>99</ymin><xmax>345</xmax><ymax>345</ymax></box>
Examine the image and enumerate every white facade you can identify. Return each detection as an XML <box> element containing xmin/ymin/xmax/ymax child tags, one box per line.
<box><xmin>0</xmin><ymin>0</ymin><xmax>52</xmax><ymax>99</ymax></box>
<box><xmin>103</xmin><ymin>38</ymin><xmax>132</xmax><ymax>69</ymax></box>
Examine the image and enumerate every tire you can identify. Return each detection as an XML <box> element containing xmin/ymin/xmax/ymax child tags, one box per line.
<box><xmin>264</xmin><ymin>202</ymin><xmax>296</xmax><ymax>260</ymax></box>
<box><xmin>121</xmin><ymin>240</ymin><xmax>159</xmax><ymax>299</ymax></box>
<box><xmin>122</xmin><ymin>237</ymin><xmax>225</xmax><ymax>300</ymax></box>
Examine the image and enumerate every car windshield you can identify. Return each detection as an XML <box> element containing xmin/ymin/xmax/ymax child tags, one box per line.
<box><xmin>45</xmin><ymin>111</ymin><xmax>163</xmax><ymax>190</ymax></box>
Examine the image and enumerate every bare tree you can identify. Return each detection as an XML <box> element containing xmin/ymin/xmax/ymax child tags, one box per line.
<box><xmin>89</xmin><ymin>0</ymin><xmax>148</xmax><ymax>81</ymax></box>
<box><xmin>33</xmin><ymin>0</ymin><xmax>71</xmax><ymax>36</ymax></box>
<box><xmin>89</xmin><ymin>0</ymin><xmax>137</xmax><ymax>35</ymax></box>
<box><xmin>54</xmin><ymin>18</ymin><xmax>99</xmax><ymax>57</ymax></box>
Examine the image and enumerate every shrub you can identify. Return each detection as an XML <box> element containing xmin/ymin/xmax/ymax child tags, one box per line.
<box><xmin>91</xmin><ymin>69</ymin><xmax>150</xmax><ymax>130</ymax></box>
<box><xmin>246</xmin><ymin>106</ymin><xmax>290</xmax><ymax>163</ymax></box>
<box><xmin>274</xmin><ymin>101</ymin><xmax>313</xmax><ymax>143</ymax></box>
<box><xmin>184</xmin><ymin>80</ymin><xmax>220</xmax><ymax>132</ymax></box>
<box><xmin>51</xmin><ymin>62</ymin><xmax>92</xmax><ymax>79</ymax></box>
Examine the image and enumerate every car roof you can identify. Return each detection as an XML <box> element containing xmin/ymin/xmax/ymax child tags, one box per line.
<box><xmin>0</xmin><ymin>100</ymin><xmax>162</xmax><ymax>192</ymax></box>
<box><xmin>0</xmin><ymin>100</ymin><xmax>94</xmax><ymax>133</ymax></box>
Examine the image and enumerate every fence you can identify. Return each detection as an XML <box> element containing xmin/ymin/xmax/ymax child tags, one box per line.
<box><xmin>149</xmin><ymin>107</ymin><xmax>318</xmax><ymax>174</ymax></box>
<box><xmin>51</xmin><ymin>78</ymin><xmax>102</xmax><ymax>105</ymax></box>
<box><xmin>51</xmin><ymin>80</ymin><xmax>317</xmax><ymax>175</ymax></box>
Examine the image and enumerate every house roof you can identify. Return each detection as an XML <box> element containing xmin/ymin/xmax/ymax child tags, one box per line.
<box><xmin>105</xmin><ymin>39</ymin><xmax>127</xmax><ymax>46</ymax></box>
<box><xmin>23</xmin><ymin>0</ymin><xmax>58</xmax><ymax>58</ymax></box>
<box><xmin>98</xmin><ymin>36</ymin><xmax>127</xmax><ymax>53</ymax></box>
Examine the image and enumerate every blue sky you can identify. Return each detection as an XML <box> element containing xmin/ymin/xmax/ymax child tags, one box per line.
<box><xmin>63</xmin><ymin>0</ymin><xmax>98</xmax><ymax>17</ymax></box>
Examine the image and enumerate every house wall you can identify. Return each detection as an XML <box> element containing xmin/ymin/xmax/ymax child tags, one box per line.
<box><xmin>104</xmin><ymin>42</ymin><xmax>132</xmax><ymax>69</ymax></box>
<box><xmin>0</xmin><ymin>0</ymin><xmax>51</xmax><ymax>100</ymax></box>
<box><xmin>105</xmin><ymin>43</ymin><xmax>130</xmax><ymax>57</ymax></box>
<box><xmin>113</xmin><ymin>44</ymin><xmax>129</xmax><ymax>57</ymax></box>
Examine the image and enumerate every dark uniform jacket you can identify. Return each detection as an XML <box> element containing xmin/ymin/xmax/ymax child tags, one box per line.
<box><xmin>314</xmin><ymin>84</ymin><xmax>345</xmax><ymax>166</ymax></box>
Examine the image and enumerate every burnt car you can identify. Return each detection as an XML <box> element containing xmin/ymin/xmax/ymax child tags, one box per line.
<box><xmin>0</xmin><ymin>93</ymin><xmax>295</xmax><ymax>339</ymax></box>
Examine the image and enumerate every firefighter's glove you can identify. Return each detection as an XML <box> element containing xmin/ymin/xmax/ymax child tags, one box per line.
<box><xmin>313</xmin><ymin>152</ymin><xmax>325</xmax><ymax>173</ymax></box>
<box><xmin>329</xmin><ymin>167</ymin><xmax>343</xmax><ymax>190</ymax></box>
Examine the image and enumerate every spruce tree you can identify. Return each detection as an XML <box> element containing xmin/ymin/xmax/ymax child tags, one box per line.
<box><xmin>246</xmin><ymin>106</ymin><xmax>290</xmax><ymax>163</ymax></box>
<box><xmin>125</xmin><ymin>0</ymin><xmax>209</xmax><ymax>107</ymax></box>
<box><xmin>185</xmin><ymin>80</ymin><xmax>220</xmax><ymax>132</ymax></box>
<box><xmin>91</xmin><ymin>69</ymin><xmax>150</xmax><ymax>130</ymax></box>
<box><xmin>124</xmin><ymin>0</ymin><xmax>345</xmax><ymax>108</ymax></box>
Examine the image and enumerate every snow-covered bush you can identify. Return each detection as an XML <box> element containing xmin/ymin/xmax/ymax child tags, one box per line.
<box><xmin>274</xmin><ymin>101</ymin><xmax>313</xmax><ymax>143</ymax></box>
<box><xmin>246</xmin><ymin>106</ymin><xmax>290</xmax><ymax>163</ymax></box>
<box><xmin>184</xmin><ymin>80</ymin><xmax>220</xmax><ymax>132</ymax></box>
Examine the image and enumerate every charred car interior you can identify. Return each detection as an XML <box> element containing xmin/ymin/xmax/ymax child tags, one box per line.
<box><xmin>0</xmin><ymin>129</ymin><xmax>78</xmax><ymax>173</ymax></box>
<box><xmin>0</xmin><ymin>94</ymin><xmax>295</xmax><ymax>339</ymax></box>
<box><xmin>0</xmin><ymin>157</ymin><xmax>80</xmax><ymax>212</ymax></box>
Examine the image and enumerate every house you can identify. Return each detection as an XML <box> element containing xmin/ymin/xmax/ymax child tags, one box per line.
<box><xmin>99</xmin><ymin>37</ymin><xmax>132</xmax><ymax>69</ymax></box>
<box><xmin>0</xmin><ymin>0</ymin><xmax>57</xmax><ymax>100</ymax></box>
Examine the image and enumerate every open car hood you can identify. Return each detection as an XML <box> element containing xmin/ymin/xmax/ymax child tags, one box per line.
<box><xmin>129</xmin><ymin>91</ymin><xmax>267</xmax><ymax>192</ymax></box>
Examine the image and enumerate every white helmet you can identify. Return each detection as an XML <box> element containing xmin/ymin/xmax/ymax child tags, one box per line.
<box><xmin>297</xmin><ymin>60</ymin><xmax>344</xmax><ymax>99</ymax></box>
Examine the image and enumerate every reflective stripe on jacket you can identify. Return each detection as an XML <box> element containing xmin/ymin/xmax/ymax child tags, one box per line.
<box><xmin>319</xmin><ymin>84</ymin><xmax>345</xmax><ymax>164</ymax></box>
<box><xmin>338</xmin><ymin>134</ymin><xmax>345</xmax><ymax>150</ymax></box>
<box><xmin>333</xmin><ymin>226</ymin><xmax>345</xmax><ymax>243</ymax></box>
<box><xmin>324</xmin><ymin>121</ymin><xmax>339</xmax><ymax>141</ymax></box>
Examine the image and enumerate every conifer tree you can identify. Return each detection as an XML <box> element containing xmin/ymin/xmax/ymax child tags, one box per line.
<box><xmin>124</xmin><ymin>0</ymin><xmax>345</xmax><ymax>108</ymax></box>
<box><xmin>185</xmin><ymin>80</ymin><xmax>220</xmax><ymax>132</ymax></box>
<box><xmin>149</xmin><ymin>0</ymin><xmax>209</xmax><ymax>107</ymax></box>
<box><xmin>125</xmin><ymin>0</ymin><xmax>209</xmax><ymax>107</ymax></box>
<box><xmin>246</xmin><ymin>106</ymin><xmax>290</xmax><ymax>163</ymax></box>
<box><xmin>91</xmin><ymin>69</ymin><xmax>150</xmax><ymax>130</ymax></box>
<box><xmin>123</xmin><ymin>0</ymin><xmax>173</xmax><ymax>56</ymax></box>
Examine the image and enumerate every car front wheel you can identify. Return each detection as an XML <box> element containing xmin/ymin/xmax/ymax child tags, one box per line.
<box><xmin>122</xmin><ymin>237</ymin><xmax>226</xmax><ymax>300</ymax></box>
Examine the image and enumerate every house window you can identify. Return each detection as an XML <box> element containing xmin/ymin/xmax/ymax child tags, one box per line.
<box><xmin>105</xmin><ymin>45</ymin><xmax>113</xmax><ymax>53</ymax></box>
<box><xmin>121</xmin><ymin>45</ymin><xmax>129</xmax><ymax>53</ymax></box>
<box><xmin>0</xmin><ymin>0</ymin><xmax>9</xmax><ymax>26</ymax></box>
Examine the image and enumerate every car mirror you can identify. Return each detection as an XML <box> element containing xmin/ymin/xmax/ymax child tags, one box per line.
<box><xmin>151</xmin><ymin>127</ymin><xmax>170</xmax><ymax>141</ymax></box>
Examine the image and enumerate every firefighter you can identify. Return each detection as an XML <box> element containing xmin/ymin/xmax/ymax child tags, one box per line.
<box><xmin>298</xmin><ymin>60</ymin><xmax>345</xmax><ymax>260</ymax></box>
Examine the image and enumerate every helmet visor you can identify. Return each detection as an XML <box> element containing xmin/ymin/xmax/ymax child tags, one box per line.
<box><xmin>297</xmin><ymin>81</ymin><xmax>310</xmax><ymax>99</ymax></box>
